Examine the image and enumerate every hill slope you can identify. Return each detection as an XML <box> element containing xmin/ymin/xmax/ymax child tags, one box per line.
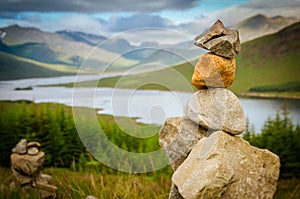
<box><xmin>0</xmin><ymin>52</ymin><xmax>76</xmax><ymax>80</ymax></box>
<box><xmin>71</xmin><ymin>22</ymin><xmax>300</xmax><ymax>98</ymax></box>
<box><xmin>0</xmin><ymin>25</ymin><xmax>138</xmax><ymax>69</ymax></box>
<box><xmin>235</xmin><ymin>14</ymin><xmax>298</xmax><ymax>42</ymax></box>
<box><xmin>230</xmin><ymin>21</ymin><xmax>300</xmax><ymax>95</ymax></box>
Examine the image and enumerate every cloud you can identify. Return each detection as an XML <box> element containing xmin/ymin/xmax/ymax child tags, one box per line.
<box><xmin>175</xmin><ymin>0</ymin><xmax>300</xmax><ymax>37</ymax></box>
<box><xmin>242</xmin><ymin>0</ymin><xmax>300</xmax><ymax>9</ymax></box>
<box><xmin>0</xmin><ymin>0</ymin><xmax>299</xmax><ymax>45</ymax></box>
<box><xmin>0</xmin><ymin>0</ymin><xmax>199</xmax><ymax>13</ymax></box>
<box><xmin>106</xmin><ymin>14</ymin><xmax>174</xmax><ymax>32</ymax></box>
<box><xmin>112</xmin><ymin>28</ymin><xmax>193</xmax><ymax>45</ymax></box>
<box><xmin>0</xmin><ymin>14</ymin><xmax>107</xmax><ymax>36</ymax></box>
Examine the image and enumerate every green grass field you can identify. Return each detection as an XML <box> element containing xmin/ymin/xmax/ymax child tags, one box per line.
<box><xmin>0</xmin><ymin>101</ymin><xmax>300</xmax><ymax>198</ymax></box>
<box><xmin>0</xmin><ymin>167</ymin><xmax>299</xmax><ymax>199</ymax></box>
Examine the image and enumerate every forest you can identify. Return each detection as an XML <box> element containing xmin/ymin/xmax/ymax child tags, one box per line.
<box><xmin>0</xmin><ymin>101</ymin><xmax>299</xmax><ymax>198</ymax></box>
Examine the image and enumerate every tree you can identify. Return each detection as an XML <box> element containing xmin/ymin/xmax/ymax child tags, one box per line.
<box><xmin>243</xmin><ymin>106</ymin><xmax>300</xmax><ymax>178</ymax></box>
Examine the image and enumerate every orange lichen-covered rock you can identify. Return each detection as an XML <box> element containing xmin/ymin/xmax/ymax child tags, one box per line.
<box><xmin>192</xmin><ymin>52</ymin><xmax>236</xmax><ymax>90</ymax></box>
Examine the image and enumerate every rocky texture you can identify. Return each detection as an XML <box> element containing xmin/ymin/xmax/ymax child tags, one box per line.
<box><xmin>86</xmin><ymin>196</ymin><xmax>98</xmax><ymax>199</ymax></box>
<box><xmin>169</xmin><ymin>183</ymin><xmax>184</xmax><ymax>199</ymax></box>
<box><xmin>12</xmin><ymin>139</ymin><xmax>27</xmax><ymax>154</ymax></box>
<box><xmin>184</xmin><ymin>88</ymin><xmax>246</xmax><ymax>135</ymax></box>
<box><xmin>159</xmin><ymin>117</ymin><xmax>207</xmax><ymax>199</ymax></box>
<box><xmin>11</xmin><ymin>152</ymin><xmax>45</xmax><ymax>177</ymax></box>
<box><xmin>172</xmin><ymin>131</ymin><xmax>280</xmax><ymax>199</ymax></box>
<box><xmin>161</xmin><ymin>20</ymin><xmax>280</xmax><ymax>199</ymax></box>
<box><xmin>10</xmin><ymin>139</ymin><xmax>57</xmax><ymax>198</ymax></box>
<box><xmin>28</xmin><ymin>147</ymin><xmax>39</xmax><ymax>155</ymax></box>
<box><xmin>194</xmin><ymin>20</ymin><xmax>241</xmax><ymax>58</ymax></box>
<box><xmin>196</xmin><ymin>20</ymin><xmax>227</xmax><ymax>44</ymax></box>
<box><xmin>159</xmin><ymin>117</ymin><xmax>207</xmax><ymax>171</ymax></box>
<box><xmin>192</xmin><ymin>52</ymin><xmax>236</xmax><ymax>89</ymax></box>
<box><xmin>27</xmin><ymin>141</ymin><xmax>41</xmax><ymax>148</ymax></box>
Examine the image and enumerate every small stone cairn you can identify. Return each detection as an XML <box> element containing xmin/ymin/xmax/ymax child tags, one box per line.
<box><xmin>10</xmin><ymin>139</ymin><xmax>57</xmax><ymax>199</ymax></box>
<box><xmin>159</xmin><ymin>20</ymin><xmax>280</xmax><ymax>199</ymax></box>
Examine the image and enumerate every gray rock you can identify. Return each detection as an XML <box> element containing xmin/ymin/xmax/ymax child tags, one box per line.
<box><xmin>169</xmin><ymin>183</ymin><xmax>184</xmax><ymax>199</ymax></box>
<box><xmin>194</xmin><ymin>19</ymin><xmax>227</xmax><ymax>44</ymax></box>
<box><xmin>40</xmin><ymin>189</ymin><xmax>57</xmax><ymax>199</ymax></box>
<box><xmin>39</xmin><ymin>174</ymin><xmax>53</xmax><ymax>184</ymax></box>
<box><xmin>11</xmin><ymin>151</ymin><xmax>45</xmax><ymax>177</ymax></box>
<box><xmin>27</xmin><ymin>147</ymin><xmax>39</xmax><ymax>155</ymax></box>
<box><xmin>159</xmin><ymin>117</ymin><xmax>207</xmax><ymax>171</ymax></box>
<box><xmin>35</xmin><ymin>174</ymin><xmax>57</xmax><ymax>199</ymax></box>
<box><xmin>172</xmin><ymin>131</ymin><xmax>280</xmax><ymax>199</ymax></box>
<box><xmin>86</xmin><ymin>196</ymin><xmax>98</xmax><ymax>199</ymax></box>
<box><xmin>184</xmin><ymin>88</ymin><xmax>246</xmax><ymax>135</ymax></box>
<box><xmin>27</xmin><ymin>141</ymin><xmax>41</xmax><ymax>148</ymax></box>
<box><xmin>194</xmin><ymin>29</ymin><xmax>241</xmax><ymax>58</ymax></box>
<box><xmin>11</xmin><ymin>167</ymin><xmax>32</xmax><ymax>186</ymax></box>
<box><xmin>12</xmin><ymin>139</ymin><xmax>27</xmax><ymax>154</ymax></box>
<box><xmin>9</xmin><ymin>181</ymin><xmax>16</xmax><ymax>190</ymax></box>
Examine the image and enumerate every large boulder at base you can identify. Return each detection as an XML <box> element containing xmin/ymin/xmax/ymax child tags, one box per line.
<box><xmin>11</xmin><ymin>151</ymin><xmax>45</xmax><ymax>177</ymax></box>
<box><xmin>192</xmin><ymin>52</ymin><xmax>236</xmax><ymax>90</ymax></box>
<box><xmin>159</xmin><ymin>117</ymin><xmax>207</xmax><ymax>171</ymax></box>
<box><xmin>194</xmin><ymin>28</ymin><xmax>241</xmax><ymax>58</ymax></box>
<box><xmin>184</xmin><ymin>88</ymin><xmax>246</xmax><ymax>135</ymax></box>
<box><xmin>172</xmin><ymin>131</ymin><xmax>280</xmax><ymax>199</ymax></box>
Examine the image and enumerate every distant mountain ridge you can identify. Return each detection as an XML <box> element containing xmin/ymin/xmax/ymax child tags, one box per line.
<box><xmin>0</xmin><ymin>14</ymin><xmax>298</xmax><ymax>80</ymax></box>
<box><xmin>235</xmin><ymin>14</ymin><xmax>298</xmax><ymax>42</ymax></box>
<box><xmin>80</xmin><ymin>21</ymin><xmax>300</xmax><ymax>98</ymax></box>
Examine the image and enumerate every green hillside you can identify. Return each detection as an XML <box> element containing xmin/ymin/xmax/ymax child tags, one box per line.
<box><xmin>231</xmin><ymin>21</ymin><xmax>300</xmax><ymax>96</ymax></box>
<box><xmin>0</xmin><ymin>52</ymin><xmax>76</xmax><ymax>80</ymax></box>
<box><xmin>70</xmin><ymin>22</ymin><xmax>300</xmax><ymax>98</ymax></box>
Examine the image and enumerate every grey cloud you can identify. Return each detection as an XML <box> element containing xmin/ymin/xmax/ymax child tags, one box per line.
<box><xmin>241</xmin><ymin>0</ymin><xmax>300</xmax><ymax>9</ymax></box>
<box><xmin>106</xmin><ymin>14</ymin><xmax>174</xmax><ymax>32</ymax></box>
<box><xmin>0</xmin><ymin>0</ymin><xmax>199</xmax><ymax>13</ymax></box>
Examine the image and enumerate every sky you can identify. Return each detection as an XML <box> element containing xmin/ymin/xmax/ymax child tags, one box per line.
<box><xmin>0</xmin><ymin>0</ymin><xmax>300</xmax><ymax>44</ymax></box>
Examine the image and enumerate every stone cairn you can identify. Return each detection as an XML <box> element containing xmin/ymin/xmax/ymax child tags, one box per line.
<box><xmin>159</xmin><ymin>20</ymin><xmax>280</xmax><ymax>199</ymax></box>
<box><xmin>10</xmin><ymin>139</ymin><xmax>57</xmax><ymax>198</ymax></box>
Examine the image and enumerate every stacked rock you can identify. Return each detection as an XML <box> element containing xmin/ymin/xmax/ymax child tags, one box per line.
<box><xmin>159</xmin><ymin>20</ymin><xmax>280</xmax><ymax>199</ymax></box>
<box><xmin>10</xmin><ymin>139</ymin><xmax>57</xmax><ymax>199</ymax></box>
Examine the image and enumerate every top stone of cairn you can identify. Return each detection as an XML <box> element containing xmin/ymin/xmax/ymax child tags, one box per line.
<box><xmin>194</xmin><ymin>20</ymin><xmax>241</xmax><ymax>58</ymax></box>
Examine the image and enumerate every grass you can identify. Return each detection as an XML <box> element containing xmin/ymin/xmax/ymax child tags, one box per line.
<box><xmin>249</xmin><ymin>81</ymin><xmax>300</xmax><ymax>92</ymax></box>
<box><xmin>0</xmin><ymin>167</ymin><xmax>172</xmax><ymax>199</ymax></box>
<box><xmin>0</xmin><ymin>167</ymin><xmax>300</xmax><ymax>199</ymax></box>
<box><xmin>60</xmin><ymin>59</ymin><xmax>197</xmax><ymax>92</ymax></box>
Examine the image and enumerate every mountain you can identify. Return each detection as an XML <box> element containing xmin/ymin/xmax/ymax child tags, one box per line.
<box><xmin>1</xmin><ymin>14</ymin><xmax>298</xmax><ymax>81</ymax></box>
<box><xmin>0</xmin><ymin>40</ymin><xmax>64</xmax><ymax>65</ymax></box>
<box><xmin>0</xmin><ymin>25</ymin><xmax>204</xmax><ymax>79</ymax></box>
<box><xmin>0</xmin><ymin>25</ymin><xmax>138</xmax><ymax>70</ymax></box>
<box><xmin>56</xmin><ymin>30</ymin><xmax>107</xmax><ymax>46</ymax></box>
<box><xmin>235</xmin><ymin>14</ymin><xmax>298</xmax><ymax>42</ymax></box>
<box><xmin>80</xmin><ymin>22</ymin><xmax>300</xmax><ymax>98</ymax></box>
<box><xmin>0</xmin><ymin>51</ymin><xmax>76</xmax><ymax>80</ymax></box>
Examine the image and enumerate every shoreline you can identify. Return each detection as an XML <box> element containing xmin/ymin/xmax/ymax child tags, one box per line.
<box><xmin>238</xmin><ymin>92</ymin><xmax>300</xmax><ymax>100</ymax></box>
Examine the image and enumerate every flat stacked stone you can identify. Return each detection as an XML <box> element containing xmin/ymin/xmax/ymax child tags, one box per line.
<box><xmin>27</xmin><ymin>141</ymin><xmax>41</xmax><ymax>155</ymax></box>
<box><xmin>10</xmin><ymin>139</ymin><xmax>57</xmax><ymax>199</ymax></box>
<box><xmin>158</xmin><ymin>19</ymin><xmax>280</xmax><ymax>199</ymax></box>
<box><xmin>194</xmin><ymin>20</ymin><xmax>241</xmax><ymax>59</ymax></box>
<box><xmin>184</xmin><ymin>88</ymin><xmax>246</xmax><ymax>135</ymax></box>
<box><xmin>192</xmin><ymin>20</ymin><xmax>240</xmax><ymax>90</ymax></box>
<box><xmin>192</xmin><ymin>53</ymin><xmax>236</xmax><ymax>89</ymax></box>
<box><xmin>159</xmin><ymin>117</ymin><xmax>207</xmax><ymax>171</ymax></box>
